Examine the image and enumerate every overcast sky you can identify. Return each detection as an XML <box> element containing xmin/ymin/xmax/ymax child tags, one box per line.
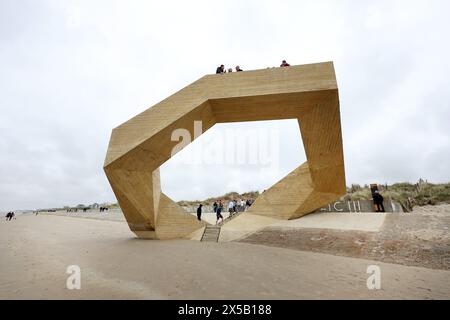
<box><xmin>1</xmin><ymin>0</ymin><xmax>449</xmax><ymax>211</ymax></box>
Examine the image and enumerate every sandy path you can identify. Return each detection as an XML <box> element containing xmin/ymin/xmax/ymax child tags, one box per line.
<box><xmin>1</xmin><ymin>215</ymin><xmax>449</xmax><ymax>299</ymax></box>
<box><xmin>241</xmin><ymin>206</ymin><xmax>450</xmax><ymax>270</ymax></box>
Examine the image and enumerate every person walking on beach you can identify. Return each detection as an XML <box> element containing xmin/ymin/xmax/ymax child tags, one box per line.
<box><xmin>216</xmin><ymin>200</ymin><xmax>224</xmax><ymax>225</ymax></box>
<box><xmin>196</xmin><ymin>204</ymin><xmax>203</xmax><ymax>221</ymax></box>
<box><xmin>373</xmin><ymin>190</ymin><xmax>385</xmax><ymax>212</ymax></box>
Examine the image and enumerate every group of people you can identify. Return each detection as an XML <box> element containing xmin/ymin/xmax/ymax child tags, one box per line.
<box><xmin>66</xmin><ymin>207</ymin><xmax>109</xmax><ymax>213</ymax></box>
<box><xmin>196</xmin><ymin>199</ymin><xmax>254</xmax><ymax>225</ymax></box>
<box><xmin>5</xmin><ymin>212</ymin><xmax>15</xmax><ymax>221</ymax></box>
<box><xmin>215</xmin><ymin>60</ymin><xmax>291</xmax><ymax>74</ymax></box>
<box><xmin>216</xmin><ymin>65</ymin><xmax>243</xmax><ymax>74</ymax></box>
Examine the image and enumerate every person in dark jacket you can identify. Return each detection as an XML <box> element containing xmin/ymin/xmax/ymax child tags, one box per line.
<box><xmin>216</xmin><ymin>200</ymin><xmax>224</xmax><ymax>225</ymax></box>
<box><xmin>280</xmin><ymin>60</ymin><xmax>290</xmax><ymax>67</ymax></box>
<box><xmin>235</xmin><ymin>65</ymin><xmax>243</xmax><ymax>72</ymax></box>
<box><xmin>216</xmin><ymin>65</ymin><xmax>225</xmax><ymax>74</ymax></box>
<box><xmin>213</xmin><ymin>201</ymin><xmax>218</xmax><ymax>213</ymax></box>
<box><xmin>197</xmin><ymin>204</ymin><xmax>203</xmax><ymax>221</ymax></box>
<box><xmin>6</xmin><ymin>212</ymin><xmax>14</xmax><ymax>221</ymax></box>
<box><xmin>373</xmin><ymin>191</ymin><xmax>385</xmax><ymax>212</ymax></box>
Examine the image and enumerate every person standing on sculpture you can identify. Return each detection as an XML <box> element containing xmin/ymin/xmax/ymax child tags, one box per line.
<box><xmin>216</xmin><ymin>65</ymin><xmax>225</xmax><ymax>74</ymax></box>
<box><xmin>373</xmin><ymin>190</ymin><xmax>385</xmax><ymax>212</ymax></box>
<box><xmin>196</xmin><ymin>204</ymin><xmax>203</xmax><ymax>221</ymax></box>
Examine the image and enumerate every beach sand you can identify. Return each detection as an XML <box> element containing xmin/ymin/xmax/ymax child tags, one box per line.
<box><xmin>1</xmin><ymin>212</ymin><xmax>450</xmax><ymax>299</ymax></box>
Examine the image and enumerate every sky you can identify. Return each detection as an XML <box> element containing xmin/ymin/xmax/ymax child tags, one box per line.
<box><xmin>1</xmin><ymin>0</ymin><xmax>449</xmax><ymax>210</ymax></box>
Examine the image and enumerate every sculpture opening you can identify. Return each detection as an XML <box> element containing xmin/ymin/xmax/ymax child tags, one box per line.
<box><xmin>160</xmin><ymin>119</ymin><xmax>305</xmax><ymax>203</ymax></box>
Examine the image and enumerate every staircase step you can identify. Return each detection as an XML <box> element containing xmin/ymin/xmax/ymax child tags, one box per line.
<box><xmin>201</xmin><ymin>225</ymin><xmax>221</xmax><ymax>242</ymax></box>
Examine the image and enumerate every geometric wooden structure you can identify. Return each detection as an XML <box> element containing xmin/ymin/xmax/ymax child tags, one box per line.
<box><xmin>104</xmin><ymin>61</ymin><xmax>346</xmax><ymax>239</ymax></box>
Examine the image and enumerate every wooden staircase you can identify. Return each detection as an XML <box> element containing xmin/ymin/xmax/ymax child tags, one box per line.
<box><xmin>201</xmin><ymin>225</ymin><xmax>221</xmax><ymax>242</ymax></box>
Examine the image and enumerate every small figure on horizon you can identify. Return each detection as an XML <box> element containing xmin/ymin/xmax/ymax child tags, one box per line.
<box><xmin>280</xmin><ymin>60</ymin><xmax>290</xmax><ymax>67</ymax></box>
<box><xmin>373</xmin><ymin>190</ymin><xmax>385</xmax><ymax>212</ymax></box>
<box><xmin>227</xmin><ymin>68</ymin><xmax>233</xmax><ymax>73</ymax></box>
<box><xmin>6</xmin><ymin>212</ymin><xmax>15</xmax><ymax>221</ymax></box>
<box><xmin>216</xmin><ymin>65</ymin><xmax>225</xmax><ymax>74</ymax></box>
<box><xmin>197</xmin><ymin>204</ymin><xmax>203</xmax><ymax>221</ymax></box>
<box><xmin>235</xmin><ymin>65</ymin><xmax>243</xmax><ymax>72</ymax></box>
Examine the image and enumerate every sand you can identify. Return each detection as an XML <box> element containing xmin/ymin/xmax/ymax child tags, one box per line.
<box><xmin>1</xmin><ymin>212</ymin><xmax>450</xmax><ymax>299</ymax></box>
<box><xmin>241</xmin><ymin>205</ymin><xmax>450</xmax><ymax>271</ymax></box>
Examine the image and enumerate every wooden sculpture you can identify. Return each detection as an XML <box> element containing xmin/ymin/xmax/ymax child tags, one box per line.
<box><xmin>104</xmin><ymin>61</ymin><xmax>346</xmax><ymax>239</ymax></box>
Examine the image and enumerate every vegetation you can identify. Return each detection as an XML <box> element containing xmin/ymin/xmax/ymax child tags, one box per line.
<box><xmin>346</xmin><ymin>180</ymin><xmax>450</xmax><ymax>211</ymax></box>
<box><xmin>175</xmin><ymin>180</ymin><xmax>450</xmax><ymax>211</ymax></box>
<box><xmin>95</xmin><ymin>180</ymin><xmax>449</xmax><ymax>212</ymax></box>
<box><xmin>177</xmin><ymin>191</ymin><xmax>260</xmax><ymax>207</ymax></box>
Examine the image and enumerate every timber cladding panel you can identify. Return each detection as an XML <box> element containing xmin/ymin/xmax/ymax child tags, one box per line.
<box><xmin>104</xmin><ymin>61</ymin><xmax>346</xmax><ymax>239</ymax></box>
